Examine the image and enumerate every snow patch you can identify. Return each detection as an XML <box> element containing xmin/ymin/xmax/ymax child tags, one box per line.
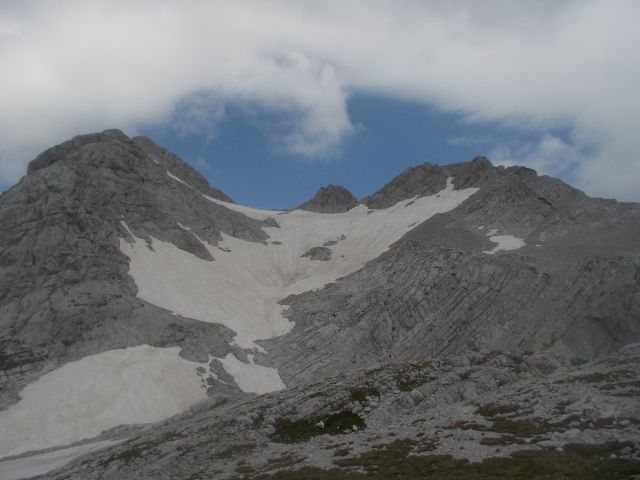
<box><xmin>217</xmin><ymin>353</ymin><xmax>286</xmax><ymax>395</ymax></box>
<box><xmin>0</xmin><ymin>440</ymin><xmax>120</xmax><ymax>480</ymax></box>
<box><xmin>0</xmin><ymin>345</ymin><xmax>208</xmax><ymax>459</ymax></box>
<box><xmin>120</xmin><ymin>228</ymin><xmax>294</xmax><ymax>350</ymax></box>
<box><xmin>484</xmin><ymin>234</ymin><xmax>526</xmax><ymax>254</ymax></box>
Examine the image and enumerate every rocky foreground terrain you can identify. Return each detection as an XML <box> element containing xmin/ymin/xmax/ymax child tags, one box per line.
<box><xmin>0</xmin><ymin>130</ymin><xmax>639</xmax><ymax>479</ymax></box>
<box><xmin>37</xmin><ymin>344</ymin><xmax>640</xmax><ymax>479</ymax></box>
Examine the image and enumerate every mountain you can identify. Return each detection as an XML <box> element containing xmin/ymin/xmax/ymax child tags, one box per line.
<box><xmin>297</xmin><ymin>184</ymin><xmax>358</xmax><ymax>213</ymax></box>
<box><xmin>0</xmin><ymin>130</ymin><xmax>639</xmax><ymax>479</ymax></box>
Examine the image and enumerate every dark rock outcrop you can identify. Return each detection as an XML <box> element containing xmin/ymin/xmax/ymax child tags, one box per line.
<box><xmin>298</xmin><ymin>185</ymin><xmax>358</xmax><ymax>213</ymax></box>
<box><xmin>301</xmin><ymin>246</ymin><xmax>332</xmax><ymax>261</ymax></box>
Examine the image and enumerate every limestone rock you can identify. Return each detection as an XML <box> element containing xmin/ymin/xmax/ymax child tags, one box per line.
<box><xmin>298</xmin><ymin>185</ymin><xmax>358</xmax><ymax>213</ymax></box>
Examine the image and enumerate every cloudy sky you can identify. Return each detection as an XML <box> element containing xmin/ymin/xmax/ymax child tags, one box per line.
<box><xmin>1</xmin><ymin>0</ymin><xmax>639</xmax><ymax>207</ymax></box>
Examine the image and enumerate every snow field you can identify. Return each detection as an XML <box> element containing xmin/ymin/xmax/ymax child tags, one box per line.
<box><xmin>122</xmin><ymin>178</ymin><xmax>478</xmax><ymax>350</ymax></box>
<box><xmin>0</xmin><ymin>346</ymin><xmax>208</xmax><ymax>459</ymax></box>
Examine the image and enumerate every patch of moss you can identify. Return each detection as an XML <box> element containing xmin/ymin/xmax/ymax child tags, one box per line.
<box><xmin>600</xmin><ymin>379</ymin><xmax>640</xmax><ymax>391</ymax></box>
<box><xmin>449</xmin><ymin>417</ymin><xmax>557</xmax><ymax>440</ymax></box>
<box><xmin>491</xmin><ymin>418</ymin><xmax>549</xmax><ymax>437</ymax></box>
<box><xmin>475</xmin><ymin>402</ymin><xmax>519</xmax><ymax>418</ymax></box>
<box><xmin>271</xmin><ymin>412</ymin><xmax>365</xmax><ymax>443</ymax></box>
<box><xmin>100</xmin><ymin>431</ymin><xmax>186</xmax><ymax>466</ymax></box>
<box><xmin>265</xmin><ymin>452</ymin><xmax>305</xmax><ymax>469</ymax></box>
<box><xmin>560</xmin><ymin>369</ymin><xmax>636</xmax><ymax>385</ymax></box>
<box><xmin>570</xmin><ymin>357</ymin><xmax>588</xmax><ymax>366</ymax></box>
<box><xmin>458</xmin><ymin>368</ymin><xmax>477</xmax><ymax>380</ymax></box>
<box><xmin>479</xmin><ymin>434</ymin><xmax>526</xmax><ymax>446</ymax></box>
<box><xmin>394</xmin><ymin>365</ymin><xmax>434</xmax><ymax>392</ymax></box>
<box><xmin>236</xmin><ymin>465</ymin><xmax>255</xmax><ymax>474</ymax></box>
<box><xmin>334</xmin><ymin>447</ymin><xmax>351</xmax><ymax>457</ymax></box>
<box><xmin>350</xmin><ymin>385</ymin><xmax>380</xmax><ymax>402</ymax></box>
<box><xmin>214</xmin><ymin>442</ymin><xmax>256</xmax><ymax>460</ymax></box>
<box><xmin>106</xmin><ymin>445</ymin><xmax>147</xmax><ymax>465</ymax></box>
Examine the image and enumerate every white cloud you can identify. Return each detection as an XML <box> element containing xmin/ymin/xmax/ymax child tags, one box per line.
<box><xmin>491</xmin><ymin>134</ymin><xmax>588</xmax><ymax>179</ymax></box>
<box><xmin>1</xmin><ymin>0</ymin><xmax>639</xmax><ymax>200</ymax></box>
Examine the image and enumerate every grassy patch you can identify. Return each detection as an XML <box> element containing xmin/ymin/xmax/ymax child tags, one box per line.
<box><xmin>350</xmin><ymin>385</ymin><xmax>380</xmax><ymax>402</ymax></box>
<box><xmin>213</xmin><ymin>442</ymin><xmax>256</xmax><ymax>460</ymax></box>
<box><xmin>476</xmin><ymin>402</ymin><xmax>519</xmax><ymax>418</ymax></box>
<box><xmin>334</xmin><ymin>447</ymin><xmax>351</xmax><ymax>457</ymax></box>
<box><xmin>458</xmin><ymin>368</ymin><xmax>477</xmax><ymax>380</ymax></box>
<box><xmin>100</xmin><ymin>431</ymin><xmax>185</xmax><ymax>466</ymax></box>
<box><xmin>265</xmin><ymin>452</ymin><xmax>305</xmax><ymax>469</ymax></box>
<box><xmin>394</xmin><ymin>364</ymin><xmax>434</xmax><ymax>392</ymax></box>
<box><xmin>271</xmin><ymin>412</ymin><xmax>365</xmax><ymax>443</ymax></box>
<box><xmin>235</xmin><ymin>441</ymin><xmax>640</xmax><ymax>479</ymax></box>
<box><xmin>570</xmin><ymin>357</ymin><xmax>588</xmax><ymax>366</ymax></box>
<box><xmin>491</xmin><ymin>418</ymin><xmax>549</xmax><ymax>437</ymax></box>
<box><xmin>480</xmin><ymin>434</ymin><xmax>526</xmax><ymax>446</ymax></box>
<box><xmin>449</xmin><ymin>417</ymin><xmax>555</xmax><ymax>439</ymax></box>
<box><xmin>559</xmin><ymin>369</ymin><xmax>636</xmax><ymax>385</ymax></box>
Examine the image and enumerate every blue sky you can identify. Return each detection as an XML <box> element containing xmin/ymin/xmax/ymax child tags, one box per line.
<box><xmin>2</xmin><ymin>1</ymin><xmax>639</xmax><ymax>202</ymax></box>
<box><xmin>140</xmin><ymin>94</ymin><xmax>563</xmax><ymax>209</ymax></box>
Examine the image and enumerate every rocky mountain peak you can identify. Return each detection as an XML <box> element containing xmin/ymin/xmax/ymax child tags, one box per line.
<box><xmin>297</xmin><ymin>184</ymin><xmax>358</xmax><ymax>213</ymax></box>
<box><xmin>27</xmin><ymin>129</ymin><xmax>130</xmax><ymax>174</ymax></box>
<box><xmin>361</xmin><ymin>162</ymin><xmax>449</xmax><ymax>209</ymax></box>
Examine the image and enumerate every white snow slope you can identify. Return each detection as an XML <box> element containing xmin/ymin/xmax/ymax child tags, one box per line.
<box><xmin>0</xmin><ymin>345</ymin><xmax>208</xmax><ymax>460</ymax></box>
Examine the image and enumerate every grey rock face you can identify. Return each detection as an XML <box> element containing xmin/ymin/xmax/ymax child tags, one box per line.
<box><xmin>362</xmin><ymin>156</ymin><xmax>528</xmax><ymax>209</ymax></box>
<box><xmin>266</xmin><ymin>158</ymin><xmax>640</xmax><ymax>387</ymax></box>
<box><xmin>267</xmin><ymin>244</ymin><xmax>640</xmax><ymax>388</ymax></box>
<box><xmin>131</xmin><ymin>135</ymin><xmax>234</xmax><ymax>203</ymax></box>
<box><xmin>298</xmin><ymin>184</ymin><xmax>358</xmax><ymax>213</ymax></box>
<box><xmin>362</xmin><ymin>162</ymin><xmax>448</xmax><ymax>209</ymax></box>
<box><xmin>301</xmin><ymin>246</ymin><xmax>332</xmax><ymax>261</ymax></box>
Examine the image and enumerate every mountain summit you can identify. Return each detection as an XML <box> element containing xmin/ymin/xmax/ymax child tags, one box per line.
<box><xmin>1</xmin><ymin>131</ymin><xmax>639</xmax><ymax>479</ymax></box>
<box><xmin>297</xmin><ymin>184</ymin><xmax>358</xmax><ymax>213</ymax></box>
